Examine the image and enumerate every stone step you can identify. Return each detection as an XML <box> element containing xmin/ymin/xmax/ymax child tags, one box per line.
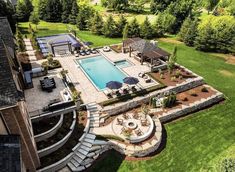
<box><xmin>90</xmin><ymin>116</ymin><xmax>99</xmax><ymax>121</ymax></box>
<box><xmin>87</xmin><ymin>152</ymin><xmax>96</xmax><ymax>158</ymax></box>
<box><xmin>77</xmin><ymin>148</ymin><xmax>89</xmax><ymax>156</ymax></box>
<box><xmin>75</xmin><ymin>166</ymin><xmax>85</xmax><ymax>172</ymax></box>
<box><xmin>71</xmin><ymin>158</ymin><xmax>80</xmax><ymax>167</ymax></box>
<box><xmin>85</xmin><ymin>163</ymin><xmax>91</xmax><ymax>168</ymax></box>
<box><xmin>87</xmin><ymin>103</ymin><xmax>97</xmax><ymax>107</ymax></box>
<box><xmin>75</xmin><ymin>151</ymin><xmax>86</xmax><ymax>160</ymax></box>
<box><xmin>93</xmin><ymin>140</ymin><xmax>108</xmax><ymax>145</ymax></box>
<box><xmin>83</xmin><ymin>138</ymin><xmax>94</xmax><ymax>144</ymax></box>
<box><xmin>80</xmin><ymin>158</ymin><xmax>93</xmax><ymax>166</ymax></box>
<box><xmin>68</xmin><ymin>162</ymin><xmax>77</xmax><ymax>171</ymax></box>
<box><xmin>90</xmin><ymin>145</ymin><xmax>101</xmax><ymax>152</ymax></box>
<box><xmin>86</xmin><ymin>133</ymin><xmax>96</xmax><ymax>140</ymax></box>
<box><xmin>90</xmin><ymin>123</ymin><xmax>99</xmax><ymax>128</ymax></box>
<box><xmin>73</xmin><ymin>155</ymin><xmax>83</xmax><ymax>164</ymax></box>
<box><xmin>80</xmin><ymin>145</ymin><xmax>91</xmax><ymax>152</ymax></box>
<box><xmin>68</xmin><ymin>163</ymin><xmax>85</xmax><ymax>172</ymax></box>
<box><xmin>90</xmin><ymin>113</ymin><xmax>99</xmax><ymax>117</ymax></box>
<box><xmin>82</xmin><ymin>141</ymin><xmax>92</xmax><ymax>148</ymax></box>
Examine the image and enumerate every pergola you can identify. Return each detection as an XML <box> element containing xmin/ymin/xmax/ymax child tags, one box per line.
<box><xmin>49</xmin><ymin>40</ymin><xmax>72</xmax><ymax>56</ymax></box>
<box><xmin>123</xmin><ymin>38</ymin><xmax>170</xmax><ymax>65</ymax></box>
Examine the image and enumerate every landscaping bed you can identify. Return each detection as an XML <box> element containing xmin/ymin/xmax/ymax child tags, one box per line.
<box><xmin>38</xmin><ymin>115</ymin><xmax>85</xmax><ymax>168</ymax></box>
<box><xmin>149</xmin><ymin>66</ymin><xmax>196</xmax><ymax>86</ymax></box>
<box><xmin>33</xmin><ymin>116</ymin><xmax>60</xmax><ymax>135</ymax></box>
<box><xmin>36</xmin><ymin>113</ymin><xmax>73</xmax><ymax>150</ymax></box>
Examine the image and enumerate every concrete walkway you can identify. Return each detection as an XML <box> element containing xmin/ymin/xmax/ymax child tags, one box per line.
<box><xmin>24</xmin><ymin>38</ymin><xmax>37</xmax><ymax>61</ymax></box>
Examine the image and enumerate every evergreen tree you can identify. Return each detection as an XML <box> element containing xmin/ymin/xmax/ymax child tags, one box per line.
<box><xmin>77</xmin><ymin>5</ymin><xmax>94</xmax><ymax>30</ymax></box>
<box><xmin>116</xmin><ymin>15</ymin><xmax>127</xmax><ymax>37</ymax></box>
<box><xmin>106</xmin><ymin>0</ymin><xmax>129</xmax><ymax>11</ymax></box>
<box><xmin>195</xmin><ymin>21</ymin><xmax>216</xmax><ymax>52</ymax></box>
<box><xmin>69</xmin><ymin>1</ymin><xmax>79</xmax><ymax>24</ymax></box>
<box><xmin>140</xmin><ymin>17</ymin><xmax>154</xmax><ymax>39</ymax></box>
<box><xmin>29</xmin><ymin>11</ymin><xmax>40</xmax><ymax>29</ymax></box>
<box><xmin>150</xmin><ymin>0</ymin><xmax>174</xmax><ymax>14</ymax></box>
<box><xmin>61</xmin><ymin>0</ymin><xmax>73</xmax><ymax>23</ymax></box>
<box><xmin>16</xmin><ymin>27</ymin><xmax>26</xmax><ymax>52</ymax></box>
<box><xmin>89</xmin><ymin>12</ymin><xmax>104</xmax><ymax>35</ymax></box>
<box><xmin>123</xmin><ymin>24</ymin><xmax>129</xmax><ymax>40</ymax></box>
<box><xmin>45</xmin><ymin>0</ymin><xmax>62</xmax><ymax>22</ymax></box>
<box><xmin>178</xmin><ymin>17</ymin><xmax>199</xmax><ymax>46</ymax></box>
<box><xmin>128</xmin><ymin>18</ymin><xmax>140</xmax><ymax>38</ymax></box>
<box><xmin>0</xmin><ymin>0</ymin><xmax>16</xmax><ymax>32</ymax></box>
<box><xmin>38</xmin><ymin>0</ymin><xmax>47</xmax><ymax>20</ymax></box>
<box><xmin>167</xmin><ymin>46</ymin><xmax>177</xmax><ymax>74</ymax></box>
<box><xmin>102</xmin><ymin>15</ymin><xmax>117</xmax><ymax>37</ymax></box>
<box><xmin>205</xmin><ymin>0</ymin><xmax>219</xmax><ymax>14</ymax></box>
<box><xmin>16</xmin><ymin>0</ymin><xmax>33</xmax><ymax>21</ymax></box>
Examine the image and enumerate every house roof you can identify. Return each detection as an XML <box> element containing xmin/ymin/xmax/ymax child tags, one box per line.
<box><xmin>0</xmin><ymin>135</ymin><xmax>21</xmax><ymax>172</ymax></box>
<box><xmin>0</xmin><ymin>17</ymin><xmax>21</xmax><ymax>108</ymax></box>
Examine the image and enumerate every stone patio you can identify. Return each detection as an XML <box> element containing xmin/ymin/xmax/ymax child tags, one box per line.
<box><xmin>24</xmin><ymin>68</ymin><xmax>66</xmax><ymax>116</ymax></box>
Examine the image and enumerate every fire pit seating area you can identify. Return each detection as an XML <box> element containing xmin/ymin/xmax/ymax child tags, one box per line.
<box><xmin>40</xmin><ymin>77</ymin><xmax>56</xmax><ymax>92</ymax></box>
<box><xmin>116</xmin><ymin>113</ymin><xmax>154</xmax><ymax>143</ymax></box>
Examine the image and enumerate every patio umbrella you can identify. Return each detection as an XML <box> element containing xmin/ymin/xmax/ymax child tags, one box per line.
<box><xmin>123</xmin><ymin>77</ymin><xmax>139</xmax><ymax>85</ymax></box>
<box><xmin>106</xmin><ymin>81</ymin><xmax>122</xmax><ymax>90</ymax></box>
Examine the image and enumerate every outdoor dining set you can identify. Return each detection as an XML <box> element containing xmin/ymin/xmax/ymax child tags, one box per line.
<box><xmin>40</xmin><ymin>77</ymin><xmax>56</xmax><ymax>92</ymax></box>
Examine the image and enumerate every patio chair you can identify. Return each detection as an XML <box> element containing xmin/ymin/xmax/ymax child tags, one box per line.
<box><xmin>122</xmin><ymin>113</ymin><xmax>130</xmax><ymax>119</ymax></box>
<box><xmin>135</xmin><ymin>129</ymin><xmax>143</xmax><ymax>136</ymax></box>
<box><xmin>116</xmin><ymin>118</ymin><xmax>123</xmax><ymax>125</ymax></box>
<box><xmin>131</xmin><ymin>86</ymin><xmax>137</xmax><ymax>92</ymax></box>
<box><xmin>138</xmin><ymin>72</ymin><xmax>145</xmax><ymax>78</ymax></box>
<box><xmin>104</xmin><ymin>90</ymin><xmax>113</xmax><ymax>99</ymax></box>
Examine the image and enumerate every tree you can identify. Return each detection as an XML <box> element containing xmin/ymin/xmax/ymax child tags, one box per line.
<box><xmin>45</xmin><ymin>0</ymin><xmax>62</xmax><ymax>22</ymax></box>
<box><xmin>123</xmin><ymin>24</ymin><xmax>129</xmax><ymax>40</ymax></box>
<box><xmin>178</xmin><ymin>17</ymin><xmax>199</xmax><ymax>46</ymax></box>
<box><xmin>150</xmin><ymin>0</ymin><xmax>174</xmax><ymax>14</ymax></box>
<box><xmin>127</xmin><ymin>18</ymin><xmax>140</xmax><ymax>38</ymax></box>
<box><xmin>195</xmin><ymin>21</ymin><xmax>216</xmax><ymax>52</ymax></box>
<box><xmin>0</xmin><ymin>0</ymin><xmax>16</xmax><ymax>32</ymax></box>
<box><xmin>105</xmin><ymin>0</ymin><xmax>129</xmax><ymax>11</ymax></box>
<box><xmin>16</xmin><ymin>27</ymin><xmax>26</xmax><ymax>52</ymax></box>
<box><xmin>89</xmin><ymin>12</ymin><xmax>104</xmax><ymax>35</ymax></box>
<box><xmin>38</xmin><ymin>0</ymin><xmax>47</xmax><ymax>20</ymax></box>
<box><xmin>29</xmin><ymin>11</ymin><xmax>40</xmax><ymax>29</ymax></box>
<box><xmin>16</xmin><ymin>0</ymin><xmax>33</xmax><ymax>21</ymax></box>
<box><xmin>205</xmin><ymin>0</ymin><xmax>219</xmax><ymax>14</ymax></box>
<box><xmin>167</xmin><ymin>46</ymin><xmax>177</xmax><ymax>74</ymax></box>
<box><xmin>102</xmin><ymin>15</ymin><xmax>117</xmax><ymax>37</ymax></box>
<box><xmin>61</xmin><ymin>0</ymin><xmax>73</xmax><ymax>23</ymax></box>
<box><xmin>140</xmin><ymin>17</ymin><xmax>154</xmax><ymax>39</ymax></box>
<box><xmin>228</xmin><ymin>0</ymin><xmax>235</xmax><ymax>16</ymax></box>
<box><xmin>116</xmin><ymin>15</ymin><xmax>127</xmax><ymax>37</ymax></box>
<box><xmin>69</xmin><ymin>1</ymin><xmax>79</xmax><ymax>24</ymax></box>
<box><xmin>76</xmin><ymin>5</ymin><xmax>94</xmax><ymax>30</ymax></box>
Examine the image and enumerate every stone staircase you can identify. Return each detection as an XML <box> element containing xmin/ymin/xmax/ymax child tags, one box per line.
<box><xmin>67</xmin><ymin>103</ymin><xmax>108</xmax><ymax>171</ymax></box>
<box><xmin>24</xmin><ymin>39</ymin><xmax>37</xmax><ymax>61</ymax></box>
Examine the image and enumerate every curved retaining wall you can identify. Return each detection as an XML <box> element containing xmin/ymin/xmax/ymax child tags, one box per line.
<box><xmin>34</xmin><ymin>114</ymin><xmax>64</xmax><ymax>142</ymax></box>
<box><xmin>38</xmin><ymin>111</ymin><xmax>77</xmax><ymax>158</ymax></box>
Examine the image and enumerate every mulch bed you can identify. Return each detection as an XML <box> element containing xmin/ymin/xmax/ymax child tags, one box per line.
<box><xmin>149</xmin><ymin>66</ymin><xmax>196</xmax><ymax>86</ymax></box>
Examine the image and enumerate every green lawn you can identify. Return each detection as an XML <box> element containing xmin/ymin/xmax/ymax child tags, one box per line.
<box><xmin>89</xmin><ymin>42</ymin><xmax>235</xmax><ymax>172</ymax></box>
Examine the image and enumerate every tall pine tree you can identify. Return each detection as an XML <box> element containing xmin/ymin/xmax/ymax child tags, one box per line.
<box><xmin>69</xmin><ymin>1</ymin><xmax>79</xmax><ymax>24</ymax></box>
<box><xmin>61</xmin><ymin>0</ymin><xmax>73</xmax><ymax>23</ymax></box>
<box><xmin>116</xmin><ymin>15</ymin><xmax>127</xmax><ymax>37</ymax></box>
<box><xmin>89</xmin><ymin>12</ymin><xmax>104</xmax><ymax>35</ymax></box>
<box><xmin>38</xmin><ymin>0</ymin><xmax>47</xmax><ymax>20</ymax></box>
<box><xmin>45</xmin><ymin>0</ymin><xmax>62</xmax><ymax>22</ymax></box>
<box><xmin>140</xmin><ymin>17</ymin><xmax>154</xmax><ymax>39</ymax></box>
<box><xmin>128</xmin><ymin>18</ymin><xmax>140</xmax><ymax>38</ymax></box>
<box><xmin>103</xmin><ymin>15</ymin><xmax>117</xmax><ymax>37</ymax></box>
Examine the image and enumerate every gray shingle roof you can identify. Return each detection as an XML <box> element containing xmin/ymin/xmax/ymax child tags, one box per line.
<box><xmin>0</xmin><ymin>17</ymin><xmax>21</xmax><ymax>108</ymax></box>
<box><xmin>0</xmin><ymin>135</ymin><xmax>21</xmax><ymax>172</ymax></box>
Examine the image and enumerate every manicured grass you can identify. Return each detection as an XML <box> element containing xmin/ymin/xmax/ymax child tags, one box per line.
<box><xmin>89</xmin><ymin>42</ymin><xmax>235</xmax><ymax>172</ymax></box>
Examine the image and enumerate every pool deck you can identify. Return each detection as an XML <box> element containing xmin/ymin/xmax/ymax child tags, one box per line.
<box><xmin>57</xmin><ymin>49</ymin><xmax>159</xmax><ymax>104</ymax></box>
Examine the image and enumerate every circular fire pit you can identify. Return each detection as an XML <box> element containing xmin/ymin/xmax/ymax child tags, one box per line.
<box><xmin>126</xmin><ymin>120</ymin><xmax>138</xmax><ymax>130</ymax></box>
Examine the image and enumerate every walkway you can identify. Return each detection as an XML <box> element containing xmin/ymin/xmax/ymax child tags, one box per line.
<box><xmin>24</xmin><ymin>38</ymin><xmax>37</xmax><ymax>61</ymax></box>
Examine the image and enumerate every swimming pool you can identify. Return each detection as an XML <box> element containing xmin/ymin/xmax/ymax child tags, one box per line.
<box><xmin>114</xmin><ymin>60</ymin><xmax>132</xmax><ymax>68</ymax></box>
<box><xmin>77</xmin><ymin>56</ymin><xmax>127</xmax><ymax>90</ymax></box>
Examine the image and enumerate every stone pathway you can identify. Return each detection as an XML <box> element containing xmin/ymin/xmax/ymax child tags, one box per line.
<box><xmin>24</xmin><ymin>38</ymin><xmax>37</xmax><ymax>61</ymax></box>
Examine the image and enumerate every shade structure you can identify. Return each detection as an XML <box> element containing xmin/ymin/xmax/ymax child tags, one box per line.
<box><xmin>72</xmin><ymin>42</ymin><xmax>82</xmax><ymax>48</ymax></box>
<box><xmin>106</xmin><ymin>81</ymin><xmax>122</xmax><ymax>90</ymax></box>
<box><xmin>123</xmin><ymin>77</ymin><xmax>139</xmax><ymax>85</ymax></box>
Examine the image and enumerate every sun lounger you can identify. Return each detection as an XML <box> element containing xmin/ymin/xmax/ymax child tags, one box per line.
<box><xmin>104</xmin><ymin>89</ymin><xmax>112</xmax><ymax>99</ymax></box>
<box><xmin>138</xmin><ymin>72</ymin><xmax>145</xmax><ymax>78</ymax></box>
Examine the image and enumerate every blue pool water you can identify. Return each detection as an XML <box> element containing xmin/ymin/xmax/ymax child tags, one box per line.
<box><xmin>77</xmin><ymin>56</ymin><xmax>127</xmax><ymax>90</ymax></box>
<box><xmin>114</xmin><ymin>60</ymin><xmax>132</xmax><ymax>68</ymax></box>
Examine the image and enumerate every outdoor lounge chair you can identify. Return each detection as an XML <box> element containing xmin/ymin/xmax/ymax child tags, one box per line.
<box><xmin>116</xmin><ymin>118</ymin><xmax>123</xmax><ymax>125</ymax></box>
<box><xmin>135</xmin><ymin>129</ymin><xmax>143</xmax><ymax>136</ymax></box>
<box><xmin>104</xmin><ymin>89</ymin><xmax>112</xmax><ymax>99</ymax></box>
<box><xmin>145</xmin><ymin>76</ymin><xmax>152</xmax><ymax>83</ymax></box>
<box><xmin>131</xmin><ymin>86</ymin><xmax>137</xmax><ymax>92</ymax></box>
<box><xmin>138</xmin><ymin>72</ymin><xmax>145</xmax><ymax>78</ymax></box>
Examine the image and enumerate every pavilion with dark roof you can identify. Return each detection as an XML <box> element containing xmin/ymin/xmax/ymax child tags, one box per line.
<box><xmin>122</xmin><ymin>38</ymin><xmax>170</xmax><ymax>66</ymax></box>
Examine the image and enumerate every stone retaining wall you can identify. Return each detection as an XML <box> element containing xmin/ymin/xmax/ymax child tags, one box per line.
<box><xmin>37</xmin><ymin>111</ymin><xmax>77</xmax><ymax>158</ymax></box>
<box><xmin>103</xmin><ymin>76</ymin><xmax>204</xmax><ymax>116</ymax></box>
<box><xmin>158</xmin><ymin>89</ymin><xmax>224</xmax><ymax>123</ymax></box>
<box><xmin>34</xmin><ymin>114</ymin><xmax>64</xmax><ymax>142</ymax></box>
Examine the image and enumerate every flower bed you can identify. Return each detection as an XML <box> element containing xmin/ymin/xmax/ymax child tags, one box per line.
<box><xmin>33</xmin><ymin>116</ymin><xmax>60</xmax><ymax>135</ymax></box>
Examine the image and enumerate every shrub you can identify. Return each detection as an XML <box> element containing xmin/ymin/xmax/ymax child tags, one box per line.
<box><xmin>175</xmin><ymin>69</ymin><xmax>181</xmax><ymax>78</ymax></box>
<box><xmin>189</xmin><ymin>90</ymin><xmax>198</xmax><ymax>97</ymax></box>
<box><xmin>201</xmin><ymin>87</ymin><xmax>209</xmax><ymax>92</ymax></box>
<box><xmin>160</xmin><ymin>73</ymin><xmax>164</xmax><ymax>79</ymax></box>
<box><xmin>171</xmin><ymin>76</ymin><xmax>176</xmax><ymax>81</ymax></box>
<box><xmin>163</xmin><ymin>93</ymin><xmax>177</xmax><ymax>108</ymax></box>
